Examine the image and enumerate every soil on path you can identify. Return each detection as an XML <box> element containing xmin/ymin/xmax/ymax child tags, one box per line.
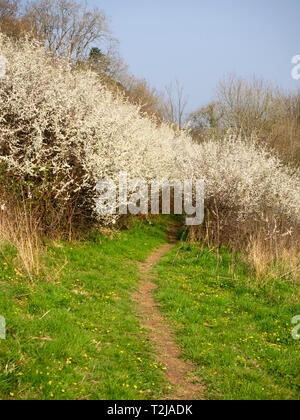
<box><xmin>132</xmin><ymin>228</ymin><xmax>204</xmax><ymax>400</ymax></box>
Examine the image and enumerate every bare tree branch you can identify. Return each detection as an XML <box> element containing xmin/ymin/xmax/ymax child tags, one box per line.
<box><xmin>162</xmin><ymin>79</ymin><xmax>188</xmax><ymax>129</ymax></box>
<box><xmin>25</xmin><ymin>0</ymin><xmax>112</xmax><ymax>61</ymax></box>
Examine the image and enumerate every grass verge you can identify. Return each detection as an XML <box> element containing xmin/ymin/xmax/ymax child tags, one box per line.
<box><xmin>0</xmin><ymin>217</ymin><xmax>173</xmax><ymax>400</ymax></box>
<box><xmin>153</xmin><ymin>242</ymin><xmax>300</xmax><ymax>400</ymax></box>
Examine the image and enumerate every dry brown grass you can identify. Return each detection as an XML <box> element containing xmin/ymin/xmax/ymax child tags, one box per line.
<box><xmin>188</xmin><ymin>204</ymin><xmax>300</xmax><ymax>283</ymax></box>
<box><xmin>0</xmin><ymin>199</ymin><xmax>42</xmax><ymax>279</ymax></box>
<box><xmin>247</xmin><ymin>233</ymin><xmax>300</xmax><ymax>283</ymax></box>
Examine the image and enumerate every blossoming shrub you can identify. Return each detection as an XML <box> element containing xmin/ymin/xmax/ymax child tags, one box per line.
<box><xmin>189</xmin><ymin>136</ymin><xmax>300</xmax><ymax>279</ymax></box>
<box><xmin>0</xmin><ymin>34</ymin><xmax>192</xmax><ymax>231</ymax></box>
<box><xmin>190</xmin><ymin>134</ymin><xmax>300</xmax><ymax>247</ymax></box>
<box><xmin>0</xmin><ymin>34</ymin><xmax>299</xmax><ymax>257</ymax></box>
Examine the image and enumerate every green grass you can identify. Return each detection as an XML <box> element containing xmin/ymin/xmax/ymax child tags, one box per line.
<box><xmin>1</xmin><ymin>216</ymin><xmax>299</xmax><ymax>400</ymax></box>
<box><xmin>0</xmin><ymin>217</ymin><xmax>173</xmax><ymax>400</ymax></box>
<box><xmin>152</xmin><ymin>243</ymin><xmax>300</xmax><ymax>400</ymax></box>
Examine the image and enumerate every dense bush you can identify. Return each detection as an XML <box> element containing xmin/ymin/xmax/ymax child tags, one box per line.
<box><xmin>191</xmin><ymin>134</ymin><xmax>300</xmax><ymax>222</ymax></box>
<box><xmin>0</xmin><ymin>34</ymin><xmax>191</xmax><ymax>230</ymax></box>
<box><xmin>0</xmin><ymin>35</ymin><xmax>299</xmax><ymax>248</ymax></box>
<box><xmin>190</xmin><ymin>134</ymin><xmax>300</xmax><ymax>251</ymax></box>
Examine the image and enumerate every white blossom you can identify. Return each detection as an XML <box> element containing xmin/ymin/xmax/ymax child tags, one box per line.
<box><xmin>0</xmin><ymin>34</ymin><xmax>299</xmax><ymax>230</ymax></box>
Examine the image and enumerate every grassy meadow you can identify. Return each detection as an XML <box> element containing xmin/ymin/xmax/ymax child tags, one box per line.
<box><xmin>0</xmin><ymin>218</ymin><xmax>172</xmax><ymax>400</ymax></box>
<box><xmin>153</xmin><ymin>242</ymin><xmax>300</xmax><ymax>400</ymax></box>
<box><xmin>0</xmin><ymin>217</ymin><xmax>299</xmax><ymax>400</ymax></box>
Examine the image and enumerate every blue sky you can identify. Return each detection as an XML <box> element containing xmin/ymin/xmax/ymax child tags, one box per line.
<box><xmin>87</xmin><ymin>0</ymin><xmax>300</xmax><ymax>113</ymax></box>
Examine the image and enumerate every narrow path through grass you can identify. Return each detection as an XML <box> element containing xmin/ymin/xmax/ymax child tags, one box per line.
<box><xmin>132</xmin><ymin>227</ymin><xmax>204</xmax><ymax>399</ymax></box>
<box><xmin>1</xmin><ymin>217</ymin><xmax>298</xmax><ymax>400</ymax></box>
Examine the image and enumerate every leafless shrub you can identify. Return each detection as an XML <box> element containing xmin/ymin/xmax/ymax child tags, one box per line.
<box><xmin>25</xmin><ymin>0</ymin><xmax>113</xmax><ymax>60</ymax></box>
